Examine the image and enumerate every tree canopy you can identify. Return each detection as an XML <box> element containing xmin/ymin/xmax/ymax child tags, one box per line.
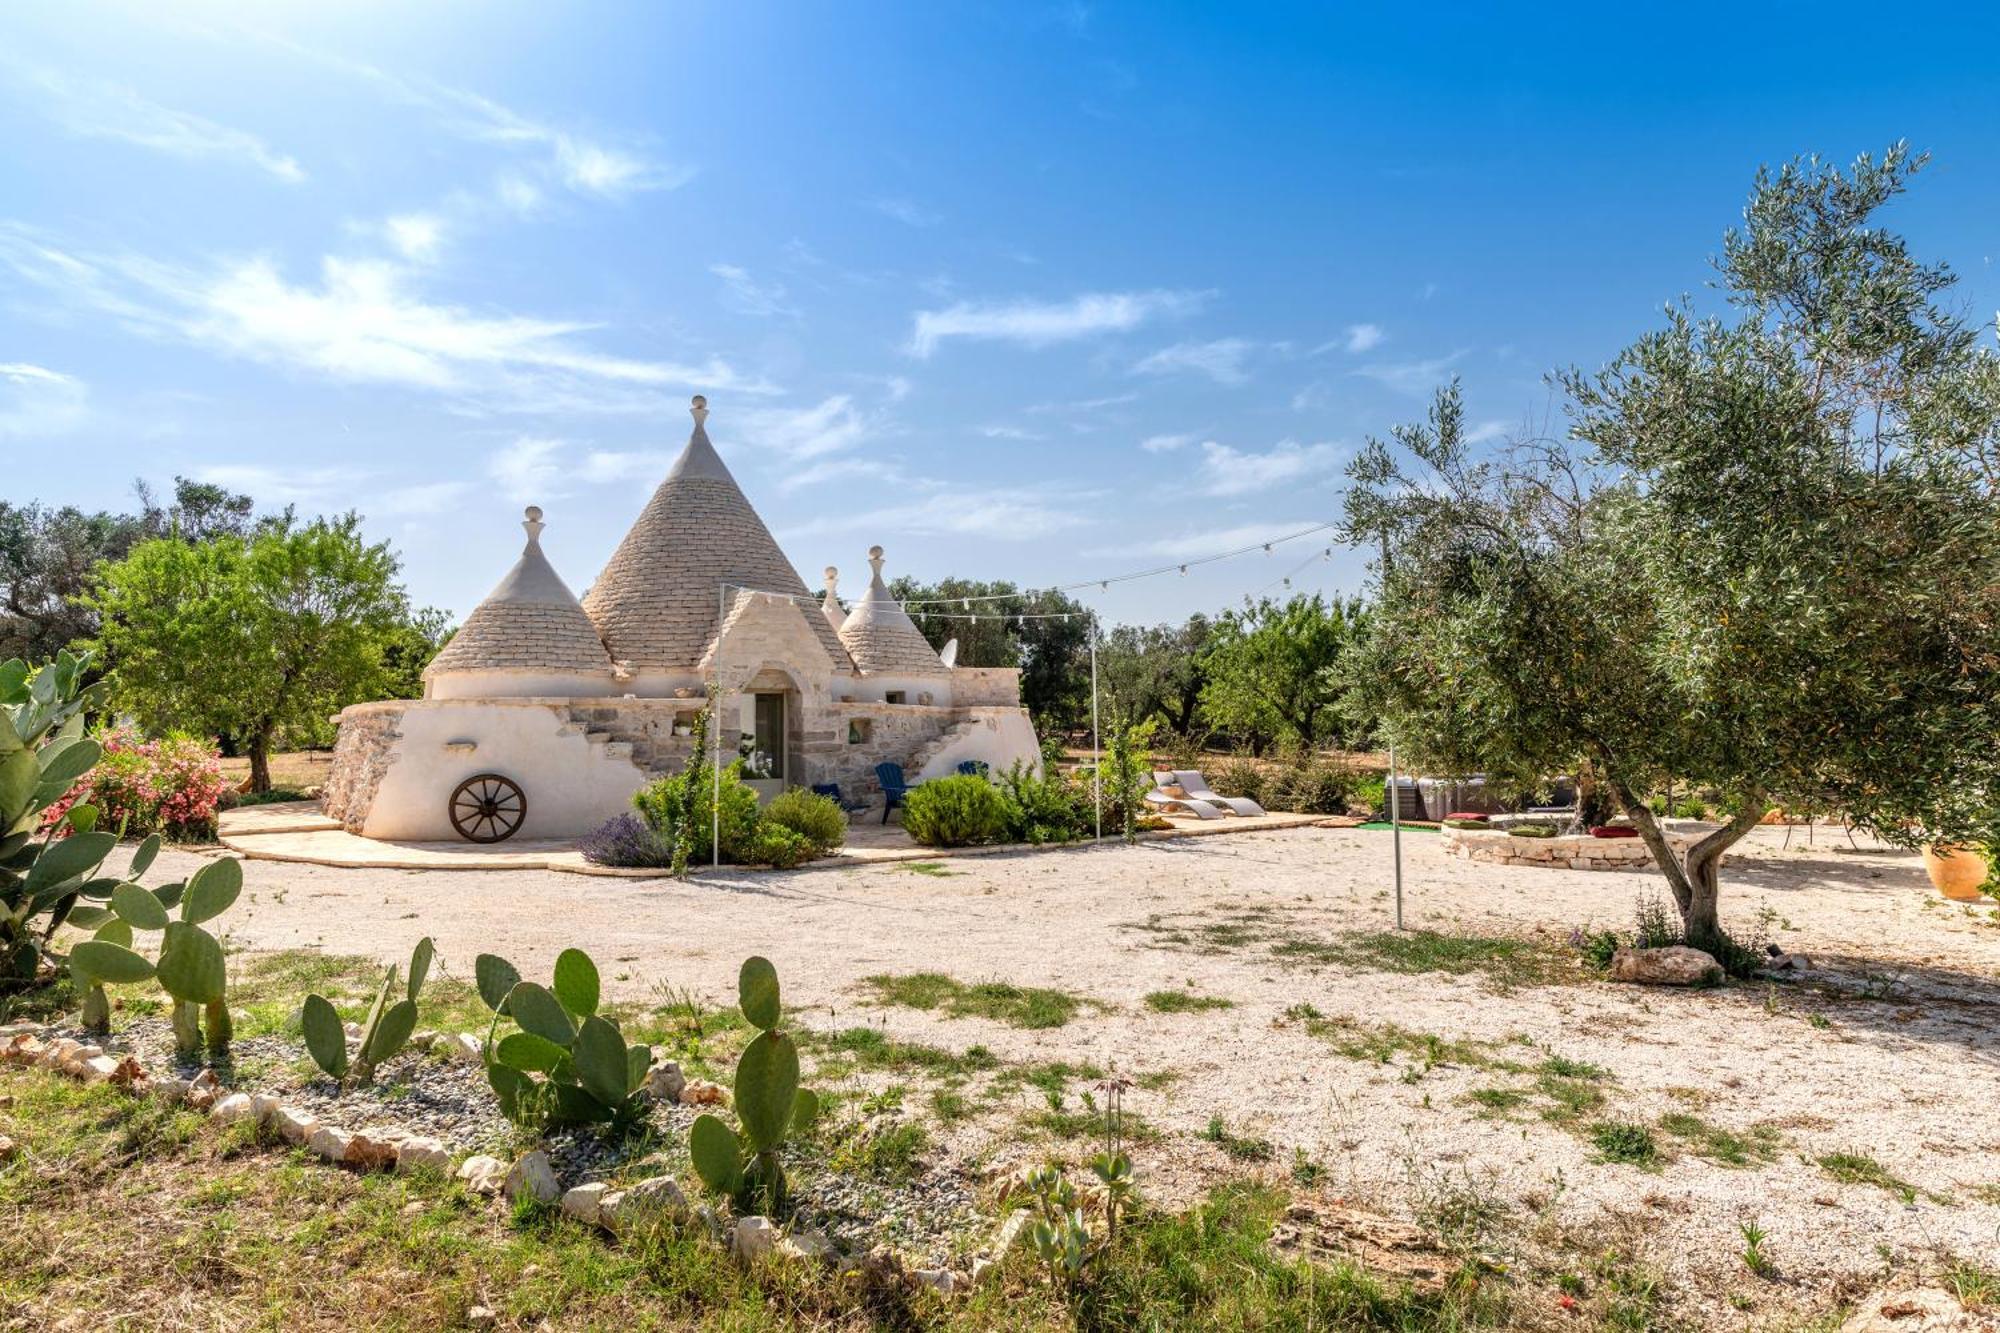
<box><xmin>86</xmin><ymin>513</ymin><xmax>416</xmax><ymax>790</ymax></box>
<box><xmin>1201</xmin><ymin>594</ymin><xmax>1364</xmax><ymax>753</ymax></box>
<box><xmin>1344</xmin><ymin>145</ymin><xmax>2000</xmax><ymax>958</ymax></box>
<box><xmin>886</xmin><ymin>576</ymin><xmax>1093</xmax><ymax>730</ymax></box>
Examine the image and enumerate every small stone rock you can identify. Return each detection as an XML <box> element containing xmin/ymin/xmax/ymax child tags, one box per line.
<box><xmin>0</xmin><ymin>1132</ymin><xmax>14</xmax><ymax>1161</ymax></box>
<box><xmin>448</xmin><ymin>1033</ymin><xmax>483</xmax><ymax>1064</ymax></box>
<box><xmin>466</xmin><ymin>1306</ymin><xmax>496</xmax><ymax>1327</ymax></box>
<box><xmin>346</xmin><ymin>1132</ymin><xmax>400</xmax><ymax>1170</ymax></box>
<box><xmin>679</xmin><ymin>1078</ymin><xmax>727</xmax><ymax>1106</ymax></box>
<box><xmin>504</xmin><ymin>1150</ymin><xmax>560</xmax><ymax>1205</ymax></box>
<box><xmin>911</xmin><ymin>1267</ymin><xmax>957</xmax><ymax>1295</ymax></box>
<box><xmin>643</xmin><ymin>1059</ymin><xmax>686</xmax><ymax>1104</ymax></box>
<box><xmin>458</xmin><ymin>1154</ymin><xmax>507</xmax><ymax>1195</ymax></box>
<box><xmin>250</xmin><ymin>1094</ymin><xmax>284</xmax><ymax>1127</ymax></box>
<box><xmin>77</xmin><ymin>1054</ymin><xmax>122</xmax><ymax>1083</ymax></box>
<box><xmin>408</xmin><ymin>1029</ymin><xmax>439</xmax><ymax>1052</ymax></box>
<box><xmin>595</xmin><ymin>1189</ymin><xmax>627</xmax><ymax>1233</ymax></box>
<box><xmin>185</xmin><ymin>1087</ymin><xmax>216</xmax><ymax>1112</ymax></box>
<box><xmin>189</xmin><ymin>1068</ymin><xmax>220</xmax><ymax>1093</ymax></box>
<box><xmin>970</xmin><ymin>1256</ymin><xmax>997</xmax><ymax>1286</ymax></box>
<box><xmin>275</xmin><ymin>1106</ymin><xmax>319</xmax><ymax>1144</ymax></box>
<box><xmin>401</xmin><ymin>1200</ymin><xmax>425</xmax><ymax>1216</ymax></box>
<box><xmin>343</xmin><ymin>1020</ymin><xmax>364</xmax><ymax>1040</ymax></box>
<box><xmin>732</xmin><ymin>1215</ymin><xmax>778</xmax><ymax>1263</ymax></box>
<box><xmin>778</xmin><ymin>1229</ymin><xmax>835</xmax><ymax>1264</ymax></box>
<box><xmin>211</xmin><ymin>1093</ymin><xmax>257</xmax><ymax>1126</ymax></box>
<box><xmin>5</xmin><ymin>1034</ymin><xmax>45</xmax><ymax>1063</ymax></box>
<box><xmin>395</xmin><ymin>1136</ymin><xmax>451</xmax><ymax>1174</ymax></box>
<box><xmin>152</xmin><ymin>1077</ymin><xmax>191</xmax><ymax>1103</ymax></box>
<box><xmin>307</xmin><ymin>1126</ymin><xmax>353</xmax><ymax>1163</ymax></box>
<box><xmin>560</xmin><ymin>1182</ymin><xmax>608</xmax><ymax>1225</ymax></box>
<box><xmin>1609</xmin><ymin>945</ymin><xmax>1723</xmax><ymax>987</ymax></box>
<box><xmin>107</xmin><ymin>1056</ymin><xmax>145</xmax><ymax>1089</ymax></box>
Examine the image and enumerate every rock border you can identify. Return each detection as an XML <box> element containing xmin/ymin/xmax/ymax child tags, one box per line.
<box><xmin>0</xmin><ymin>1022</ymin><xmax>1016</xmax><ymax>1298</ymax></box>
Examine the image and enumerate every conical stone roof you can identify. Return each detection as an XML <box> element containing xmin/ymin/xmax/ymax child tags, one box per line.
<box><xmin>425</xmin><ymin>507</ymin><xmax>614</xmax><ymax>679</ymax></box>
<box><xmin>839</xmin><ymin>546</ymin><xmax>947</xmax><ymax>675</ymax></box>
<box><xmin>582</xmin><ymin>397</ymin><xmax>853</xmax><ymax>672</ymax></box>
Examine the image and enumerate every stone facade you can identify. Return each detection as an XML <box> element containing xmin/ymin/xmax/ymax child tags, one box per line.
<box><xmin>322</xmin><ymin>703</ymin><xmax>407</xmax><ymax>833</ymax></box>
<box><xmin>1441</xmin><ymin>826</ymin><xmax>1722</xmax><ymax>872</ymax></box>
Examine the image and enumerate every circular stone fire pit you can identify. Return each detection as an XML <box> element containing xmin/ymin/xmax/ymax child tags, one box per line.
<box><xmin>1441</xmin><ymin>825</ymin><xmax>1719</xmax><ymax>872</ymax></box>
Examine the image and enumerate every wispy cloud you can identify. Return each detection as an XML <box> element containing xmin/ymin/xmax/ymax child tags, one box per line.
<box><xmin>906</xmin><ymin>289</ymin><xmax>1202</xmax><ymax>357</ymax></box>
<box><xmin>1341</xmin><ymin>323</ymin><xmax>1384</xmax><ymax>353</ymax></box>
<box><xmin>1464</xmin><ymin>419</ymin><xmax>1510</xmax><ymax>445</ymax></box>
<box><xmin>579</xmin><ymin>449</ymin><xmax>671</xmax><ymax>484</ymax></box>
<box><xmin>1139</xmin><ymin>432</ymin><xmax>1195</xmax><ymax>453</ymax></box>
<box><xmin>866</xmin><ymin>196</ymin><xmax>941</xmax><ymax>227</ymax></box>
<box><xmin>1086</xmin><ymin>520</ymin><xmax>1324</xmax><ymax>560</ymax></box>
<box><xmin>1352</xmin><ymin>350</ymin><xmax>1466</xmax><ymax>397</ymax></box>
<box><xmin>709</xmin><ymin>263</ymin><xmax>796</xmax><ymax>319</ymax></box>
<box><xmin>193</xmin><ymin>462</ymin><xmax>348</xmax><ymax>506</ymax></box>
<box><xmin>1132</xmin><ymin>337</ymin><xmax>1254</xmax><ymax>385</ymax></box>
<box><xmin>378</xmin><ymin>481</ymin><xmax>473</xmax><ymax>515</ymax></box>
<box><xmin>0</xmin><ymin>362</ymin><xmax>88</xmax><ymax>437</ymax></box>
<box><xmin>1195</xmin><ymin>439</ymin><xmax>1344</xmax><ymax>496</ymax></box>
<box><xmin>381</xmin><ymin>213</ymin><xmax>446</xmax><ymax>263</ymax></box>
<box><xmin>489</xmin><ymin>437</ymin><xmax>566</xmax><ymax>501</ymax></box>
<box><xmin>782</xmin><ymin>486</ymin><xmax>1084</xmax><ymax>542</ymax></box>
<box><xmin>0</xmin><ymin>227</ymin><xmax>775</xmax><ymax>412</ymax></box>
<box><xmin>734</xmin><ymin>395</ymin><xmax>868</xmax><ymax>460</ymax></box>
<box><xmin>10</xmin><ymin>65</ymin><xmax>304</xmax><ymax>183</ymax></box>
<box><xmin>979</xmin><ymin>424</ymin><xmax>1043</xmax><ymax>441</ymax></box>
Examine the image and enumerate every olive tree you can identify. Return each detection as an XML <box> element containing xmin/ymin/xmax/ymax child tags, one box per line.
<box><xmin>1345</xmin><ymin>146</ymin><xmax>2000</xmax><ymax>960</ymax></box>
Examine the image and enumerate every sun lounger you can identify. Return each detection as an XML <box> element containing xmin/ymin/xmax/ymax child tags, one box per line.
<box><xmin>1171</xmin><ymin>770</ymin><xmax>1266</xmax><ymax>817</ymax></box>
<box><xmin>1144</xmin><ymin>783</ymin><xmax>1224</xmax><ymax>819</ymax></box>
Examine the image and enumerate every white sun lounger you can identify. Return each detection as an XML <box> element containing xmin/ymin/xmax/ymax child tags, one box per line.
<box><xmin>1145</xmin><ymin>774</ymin><xmax>1225</xmax><ymax>819</ymax></box>
<box><xmin>1172</xmin><ymin>770</ymin><xmax>1266</xmax><ymax>817</ymax></box>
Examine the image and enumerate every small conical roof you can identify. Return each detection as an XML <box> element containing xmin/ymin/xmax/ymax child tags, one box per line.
<box><xmin>425</xmin><ymin>508</ymin><xmax>614</xmax><ymax>679</ymax></box>
<box><xmin>839</xmin><ymin>546</ymin><xmax>947</xmax><ymax>675</ymax></box>
<box><xmin>582</xmin><ymin>397</ymin><xmax>852</xmax><ymax>671</ymax></box>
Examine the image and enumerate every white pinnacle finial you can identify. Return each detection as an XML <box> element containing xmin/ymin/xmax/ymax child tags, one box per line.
<box><xmin>690</xmin><ymin>393</ymin><xmax>709</xmax><ymax>427</ymax></box>
<box><xmin>522</xmin><ymin>505</ymin><xmax>545</xmax><ymax>543</ymax></box>
<box><xmin>823</xmin><ymin>566</ymin><xmax>839</xmax><ymax>597</ymax></box>
<box><xmin>867</xmin><ymin>545</ymin><xmax>885</xmax><ymax>583</ymax></box>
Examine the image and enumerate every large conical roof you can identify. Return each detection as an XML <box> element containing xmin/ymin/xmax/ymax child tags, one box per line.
<box><xmin>839</xmin><ymin>547</ymin><xmax>947</xmax><ymax>675</ymax></box>
<box><xmin>581</xmin><ymin>397</ymin><xmax>852</xmax><ymax>672</ymax></box>
<box><xmin>425</xmin><ymin>508</ymin><xmax>614</xmax><ymax>679</ymax></box>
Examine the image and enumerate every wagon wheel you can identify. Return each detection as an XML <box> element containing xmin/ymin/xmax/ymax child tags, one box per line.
<box><xmin>449</xmin><ymin>773</ymin><xmax>527</xmax><ymax>843</ymax></box>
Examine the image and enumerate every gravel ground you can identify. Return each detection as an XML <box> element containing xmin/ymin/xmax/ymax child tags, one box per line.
<box><xmin>105</xmin><ymin>825</ymin><xmax>2000</xmax><ymax>1316</ymax></box>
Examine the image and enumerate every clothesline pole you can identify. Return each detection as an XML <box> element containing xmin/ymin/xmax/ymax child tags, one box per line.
<box><xmin>1090</xmin><ymin>612</ymin><xmax>1101</xmax><ymax>841</ymax></box>
<box><xmin>714</xmin><ymin>582</ymin><xmax>724</xmax><ymax>870</ymax></box>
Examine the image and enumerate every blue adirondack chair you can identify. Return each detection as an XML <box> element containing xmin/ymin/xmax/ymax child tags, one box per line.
<box><xmin>875</xmin><ymin>762</ymin><xmax>917</xmax><ymax>823</ymax></box>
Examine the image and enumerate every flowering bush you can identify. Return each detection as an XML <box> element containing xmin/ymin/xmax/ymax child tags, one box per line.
<box><xmin>48</xmin><ymin>730</ymin><xmax>228</xmax><ymax>842</ymax></box>
<box><xmin>577</xmin><ymin>812</ymin><xmax>676</xmax><ymax>869</ymax></box>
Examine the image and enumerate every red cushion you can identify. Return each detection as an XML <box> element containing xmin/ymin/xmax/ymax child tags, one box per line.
<box><xmin>1445</xmin><ymin>812</ymin><xmax>1489</xmax><ymax>822</ymax></box>
<box><xmin>1588</xmin><ymin>825</ymin><xmax>1638</xmax><ymax>839</ymax></box>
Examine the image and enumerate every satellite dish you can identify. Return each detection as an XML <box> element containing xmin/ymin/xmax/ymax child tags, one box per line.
<box><xmin>939</xmin><ymin>637</ymin><xmax>959</xmax><ymax>669</ymax></box>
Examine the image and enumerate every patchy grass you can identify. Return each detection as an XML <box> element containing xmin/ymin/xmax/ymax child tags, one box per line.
<box><xmin>1200</xmin><ymin>1115</ymin><xmax>1275</xmax><ymax>1163</ymax></box>
<box><xmin>1588</xmin><ymin>1120</ymin><xmax>1663</xmax><ymax>1169</ymax></box>
<box><xmin>1142</xmin><ymin>990</ymin><xmax>1234</xmax><ymax>1014</ymax></box>
<box><xmin>825</xmin><ymin>1118</ymin><xmax>931</xmax><ymax>1184</ymax></box>
<box><xmin>861</xmin><ymin>972</ymin><xmax>1095</xmax><ymax>1029</ymax></box>
<box><xmin>1656</xmin><ymin>1113</ymin><xmax>1783</xmax><ymax>1168</ymax></box>
<box><xmin>1818</xmin><ymin>1151</ymin><xmax>1918</xmax><ymax>1202</ymax></box>
<box><xmin>896</xmin><ymin>861</ymin><xmax>960</xmax><ymax>877</ymax></box>
<box><xmin>801</xmin><ymin>1026</ymin><xmax>1000</xmax><ymax>1080</ymax></box>
<box><xmin>1288</xmin><ymin>1012</ymin><xmax>1509</xmax><ymax>1077</ymax></box>
<box><xmin>1271</xmin><ymin>928</ymin><xmax>1572</xmax><ymax>991</ymax></box>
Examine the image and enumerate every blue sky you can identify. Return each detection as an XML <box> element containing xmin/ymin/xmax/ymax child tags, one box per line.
<box><xmin>5</xmin><ymin>2</ymin><xmax>1998</xmax><ymax>627</ymax></box>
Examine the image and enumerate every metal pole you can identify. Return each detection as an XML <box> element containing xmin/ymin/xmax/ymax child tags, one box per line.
<box><xmin>1390</xmin><ymin>741</ymin><xmax>1404</xmax><ymax>930</ymax></box>
<box><xmin>1088</xmin><ymin>608</ymin><xmax>1104</xmax><ymax>836</ymax></box>
<box><xmin>714</xmin><ymin>582</ymin><xmax>724</xmax><ymax>869</ymax></box>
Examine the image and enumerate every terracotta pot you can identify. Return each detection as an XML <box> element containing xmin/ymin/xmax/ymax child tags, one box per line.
<box><xmin>1922</xmin><ymin>845</ymin><xmax>1991</xmax><ymax>902</ymax></box>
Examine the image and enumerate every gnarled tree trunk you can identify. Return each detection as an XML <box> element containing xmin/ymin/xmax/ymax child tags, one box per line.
<box><xmin>1607</xmin><ymin>773</ymin><xmax>1765</xmax><ymax>961</ymax></box>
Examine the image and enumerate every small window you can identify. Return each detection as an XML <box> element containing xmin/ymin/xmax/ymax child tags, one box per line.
<box><xmin>848</xmin><ymin>719</ymin><xmax>872</xmax><ymax>745</ymax></box>
<box><xmin>884</xmin><ymin>690</ymin><xmax>906</xmax><ymax>705</ymax></box>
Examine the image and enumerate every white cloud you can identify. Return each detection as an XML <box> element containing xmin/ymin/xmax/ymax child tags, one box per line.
<box><xmin>866</xmin><ymin>196</ymin><xmax>941</xmax><ymax>227</ymax></box>
<box><xmin>0</xmin><ymin>362</ymin><xmax>87</xmax><ymax>438</ymax></box>
<box><xmin>979</xmin><ymin>424</ymin><xmax>1043</xmax><ymax>441</ymax></box>
<box><xmin>578</xmin><ymin>449</ymin><xmax>670</xmax><ymax>484</ymax></box>
<box><xmin>378</xmin><ymin>481</ymin><xmax>472</xmax><ymax>515</ymax></box>
<box><xmin>0</xmin><ymin>228</ymin><xmax>776</xmax><ymax>412</ymax></box>
<box><xmin>383</xmin><ymin>213</ymin><xmax>446</xmax><ymax>263</ymax></box>
<box><xmin>783</xmin><ymin>487</ymin><xmax>1083</xmax><ymax>542</ymax></box>
<box><xmin>1139</xmin><ymin>432</ymin><xmax>1194</xmax><ymax>453</ymax></box>
<box><xmin>1087</xmin><ymin>520</ymin><xmax>1324</xmax><ymax>560</ymax></box>
<box><xmin>778</xmin><ymin>456</ymin><xmax>911</xmax><ymax>493</ymax></box>
<box><xmin>489</xmin><ymin>436</ymin><xmax>566</xmax><ymax>501</ymax></box>
<box><xmin>552</xmin><ymin>135</ymin><xmax>692</xmax><ymax>197</ymax></box>
<box><xmin>709</xmin><ymin>263</ymin><xmax>795</xmax><ymax>319</ymax></box>
<box><xmin>734</xmin><ymin>395</ymin><xmax>867</xmax><ymax>460</ymax></box>
<box><xmin>1352</xmin><ymin>351</ymin><xmax>1466</xmax><ymax>397</ymax></box>
<box><xmin>193</xmin><ymin>462</ymin><xmax>348</xmax><ymax>506</ymax></box>
<box><xmin>1463</xmin><ymin>419</ymin><xmax>1510</xmax><ymax>445</ymax></box>
<box><xmin>494</xmin><ymin>173</ymin><xmax>545</xmax><ymax>216</ymax></box>
<box><xmin>906</xmin><ymin>289</ymin><xmax>1202</xmax><ymax>357</ymax></box>
<box><xmin>1195</xmin><ymin>438</ymin><xmax>1345</xmax><ymax>496</ymax></box>
<box><xmin>1131</xmin><ymin>337</ymin><xmax>1254</xmax><ymax>385</ymax></box>
<box><xmin>1342</xmin><ymin>323</ymin><xmax>1384</xmax><ymax>353</ymax></box>
<box><xmin>12</xmin><ymin>65</ymin><xmax>304</xmax><ymax>183</ymax></box>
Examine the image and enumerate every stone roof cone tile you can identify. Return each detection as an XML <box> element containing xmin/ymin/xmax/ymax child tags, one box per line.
<box><xmin>581</xmin><ymin>395</ymin><xmax>853</xmax><ymax>672</ymax></box>
<box><xmin>424</xmin><ymin>507</ymin><xmax>614</xmax><ymax>679</ymax></box>
<box><xmin>838</xmin><ymin>546</ymin><xmax>947</xmax><ymax>675</ymax></box>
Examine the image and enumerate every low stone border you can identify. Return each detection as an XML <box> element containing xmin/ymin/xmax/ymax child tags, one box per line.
<box><xmin>0</xmin><ymin>1022</ymin><xmax>1015</xmax><ymax>1297</ymax></box>
<box><xmin>1440</xmin><ymin>825</ymin><xmax>1722</xmax><ymax>872</ymax></box>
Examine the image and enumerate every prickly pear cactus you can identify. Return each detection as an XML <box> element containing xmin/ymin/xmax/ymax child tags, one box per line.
<box><xmin>689</xmin><ymin>956</ymin><xmax>819</xmax><ymax>1213</ymax></box>
<box><xmin>474</xmin><ymin>947</ymin><xmax>652</xmax><ymax>1128</ymax></box>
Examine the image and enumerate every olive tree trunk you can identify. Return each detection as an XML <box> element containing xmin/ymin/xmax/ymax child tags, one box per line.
<box><xmin>1607</xmin><ymin>774</ymin><xmax>1766</xmax><ymax>959</ymax></box>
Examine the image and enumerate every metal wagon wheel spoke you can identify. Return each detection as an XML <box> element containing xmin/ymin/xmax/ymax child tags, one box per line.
<box><xmin>448</xmin><ymin>773</ymin><xmax>527</xmax><ymax>844</ymax></box>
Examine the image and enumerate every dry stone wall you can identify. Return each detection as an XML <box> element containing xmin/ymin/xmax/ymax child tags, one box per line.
<box><xmin>1441</xmin><ymin>826</ymin><xmax>1719</xmax><ymax>872</ymax></box>
<box><xmin>322</xmin><ymin>702</ymin><xmax>408</xmax><ymax>832</ymax></box>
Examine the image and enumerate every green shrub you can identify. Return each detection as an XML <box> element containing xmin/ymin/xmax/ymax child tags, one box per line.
<box><xmin>1210</xmin><ymin>757</ymin><xmax>1267</xmax><ymax>806</ymax></box>
<box><xmin>761</xmin><ymin>787</ymin><xmax>846</xmax><ymax>855</ymax></box>
<box><xmin>1350</xmin><ymin>775</ymin><xmax>1386</xmax><ymax>816</ymax></box>
<box><xmin>748</xmin><ymin>821</ymin><xmax>816</xmax><ymax>868</ymax></box>
<box><xmin>633</xmin><ymin>759</ymin><xmax>759</xmax><ymax>863</ymax></box>
<box><xmin>996</xmin><ymin>761</ymin><xmax>1089</xmax><ymax>844</ymax></box>
<box><xmin>1269</xmin><ymin>761</ymin><xmax>1354</xmax><ymax>814</ymax></box>
<box><xmin>902</xmin><ymin>774</ymin><xmax>1005</xmax><ymax>847</ymax></box>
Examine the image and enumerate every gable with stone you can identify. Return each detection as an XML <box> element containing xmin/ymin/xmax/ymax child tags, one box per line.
<box><xmin>324</xmin><ymin>396</ymin><xmax>1041</xmax><ymax>841</ymax></box>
